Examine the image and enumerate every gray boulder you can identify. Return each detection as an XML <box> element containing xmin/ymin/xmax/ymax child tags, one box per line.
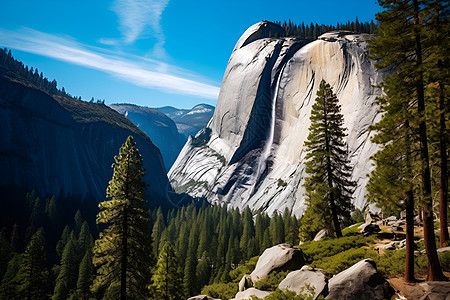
<box><xmin>326</xmin><ymin>259</ymin><xmax>395</xmax><ymax>300</ymax></box>
<box><xmin>233</xmin><ymin>288</ymin><xmax>270</xmax><ymax>300</ymax></box>
<box><xmin>250</xmin><ymin>244</ymin><xmax>305</xmax><ymax>282</ymax></box>
<box><xmin>187</xmin><ymin>296</ymin><xmax>221</xmax><ymax>300</ymax></box>
<box><xmin>279</xmin><ymin>265</ymin><xmax>330</xmax><ymax>299</ymax></box>
<box><xmin>313</xmin><ymin>229</ymin><xmax>331</xmax><ymax>241</ymax></box>
<box><xmin>238</xmin><ymin>274</ymin><xmax>252</xmax><ymax>292</ymax></box>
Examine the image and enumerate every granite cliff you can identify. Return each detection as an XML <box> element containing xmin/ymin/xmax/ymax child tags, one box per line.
<box><xmin>0</xmin><ymin>74</ymin><xmax>173</xmax><ymax>206</ymax></box>
<box><xmin>169</xmin><ymin>21</ymin><xmax>384</xmax><ymax>216</ymax></box>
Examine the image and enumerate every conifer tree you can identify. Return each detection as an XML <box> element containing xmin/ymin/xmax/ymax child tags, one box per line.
<box><xmin>76</xmin><ymin>249</ymin><xmax>93</xmax><ymax>300</ymax></box>
<box><xmin>92</xmin><ymin>136</ymin><xmax>153</xmax><ymax>299</ymax></box>
<box><xmin>0</xmin><ymin>253</ymin><xmax>22</xmax><ymax>299</ymax></box>
<box><xmin>369</xmin><ymin>0</ymin><xmax>447</xmax><ymax>281</ymax></box>
<box><xmin>53</xmin><ymin>237</ymin><xmax>78</xmax><ymax>300</ymax></box>
<box><xmin>152</xmin><ymin>242</ymin><xmax>183</xmax><ymax>300</ymax></box>
<box><xmin>16</xmin><ymin>228</ymin><xmax>48</xmax><ymax>300</ymax></box>
<box><xmin>56</xmin><ymin>225</ymin><xmax>70</xmax><ymax>259</ymax></box>
<box><xmin>183</xmin><ymin>229</ymin><xmax>198</xmax><ymax>298</ymax></box>
<box><xmin>299</xmin><ymin>80</ymin><xmax>354</xmax><ymax>239</ymax></box>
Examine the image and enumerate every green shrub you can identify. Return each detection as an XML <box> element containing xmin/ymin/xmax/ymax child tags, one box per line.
<box><xmin>254</xmin><ymin>271</ymin><xmax>289</xmax><ymax>291</ymax></box>
<box><xmin>375</xmin><ymin>249</ymin><xmax>406</xmax><ymax>275</ymax></box>
<box><xmin>201</xmin><ymin>282</ymin><xmax>238</xmax><ymax>300</ymax></box>
<box><xmin>300</xmin><ymin>235</ymin><xmax>373</xmax><ymax>265</ymax></box>
<box><xmin>439</xmin><ymin>251</ymin><xmax>450</xmax><ymax>271</ymax></box>
<box><xmin>342</xmin><ymin>223</ymin><xmax>364</xmax><ymax>236</ymax></box>
<box><xmin>229</xmin><ymin>256</ymin><xmax>259</xmax><ymax>283</ymax></box>
<box><xmin>313</xmin><ymin>247</ymin><xmax>377</xmax><ymax>274</ymax></box>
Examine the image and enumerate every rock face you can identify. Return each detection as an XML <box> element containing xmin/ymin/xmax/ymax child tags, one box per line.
<box><xmin>250</xmin><ymin>244</ymin><xmax>304</xmax><ymax>283</ymax></box>
<box><xmin>326</xmin><ymin>259</ymin><xmax>394</xmax><ymax>300</ymax></box>
<box><xmin>278</xmin><ymin>266</ymin><xmax>330</xmax><ymax>299</ymax></box>
<box><xmin>0</xmin><ymin>75</ymin><xmax>172</xmax><ymax>206</ymax></box>
<box><xmin>110</xmin><ymin>104</ymin><xmax>185</xmax><ymax>170</ymax></box>
<box><xmin>169</xmin><ymin>21</ymin><xmax>385</xmax><ymax>216</ymax></box>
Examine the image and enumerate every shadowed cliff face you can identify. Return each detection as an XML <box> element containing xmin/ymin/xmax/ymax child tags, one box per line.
<box><xmin>0</xmin><ymin>75</ymin><xmax>172</xmax><ymax>205</ymax></box>
<box><xmin>110</xmin><ymin>104</ymin><xmax>185</xmax><ymax>171</ymax></box>
<box><xmin>169</xmin><ymin>21</ymin><xmax>385</xmax><ymax>216</ymax></box>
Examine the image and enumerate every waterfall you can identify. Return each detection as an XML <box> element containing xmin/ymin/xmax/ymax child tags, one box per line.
<box><xmin>249</xmin><ymin>65</ymin><xmax>285</xmax><ymax>195</ymax></box>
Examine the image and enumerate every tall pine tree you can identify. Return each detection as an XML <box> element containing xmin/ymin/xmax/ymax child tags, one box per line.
<box><xmin>92</xmin><ymin>136</ymin><xmax>153</xmax><ymax>299</ymax></box>
<box><xmin>299</xmin><ymin>80</ymin><xmax>355</xmax><ymax>240</ymax></box>
<box><xmin>16</xmin><ymin>228</ymin><xmax>48</xmax><ymax>300</ymax></box>
<box><xmin>151</xmin><ymin>242</ymin><xmax>183</xmax><ymax>300</ymax></box>
<box><xmin>369</xmin><ymin>0</ymin><xmax>448</xmax><ymax>281</ymax></box>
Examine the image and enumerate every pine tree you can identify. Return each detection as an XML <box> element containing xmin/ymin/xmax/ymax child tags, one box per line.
<box><xmin>76</xmin><ymin>249</ymin><xmax>93</xmax><ymax>300</ymax></box>
<box><xmin>369</xmin><ymin>0</ymin><xmax>447</xmax><ymax>281</ymax></box>
<box><xmin>0</xmin><ymin>253</ymin><xmax>22</xmax><ymax>299</ymax></box>
<box><xmin>152</xmin><ymin>207</ymin><xmax>166</xmax><ymax>258</ymax></box>
<box><xmin>299</xmin><ymin>80</ymin><xmax>355</xmax><ymax>239</ymax></box>
<box><xmin>152</xmin><ymin>242</ymin><xmax>183</xmax><ymax>300</ymax></box>
<box><xmin>77</xmin><ymin>221</ymin><xmax>93</xmax><ymax>255</ymax></box>
<box><xmin>183</xmin><ymin>229</ymin><xmax>198</xmax><ymax>298</ymax></box>
<box><xmin>56</xmin><ymin>225</ymin><xmax>70</xmax><ymax>259</ymax></box>
<box><xmin>52</xmin><ymin>237</ymin><xmax>78</xmax><ymax>300</ymax></box>
<box><xmin>92</xmin><ymin>136</ymin><xmax>153</xmax><ymax>299</ymax></box>
<box><xmin>16</xmin><ymin>228</ymin><xmax>48</xmax><ymax>300</ymax></box>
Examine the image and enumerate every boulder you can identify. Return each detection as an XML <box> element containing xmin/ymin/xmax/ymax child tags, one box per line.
<box><xmin>313</xmin><ymin>229</ymin><xmax>331</xmax><ymax>241</ymax></box>
<box><xmin>360</xmin><ymin>223</ymin><xmax>381</xmax><ymax>236</ymax></box>
<box><xmin>381</xmin><ymin>241</ymin><xmax>401</xmax><ymax>250</ymax></box>
<box><xmin>365</xmin><ymin>212</ymin><xmax>381</xmax><ymax>224</ymax></box>
<box><xmin>250</xmin><ymin>244</ymin><xmax>305</xmax><ymax>282</ymax></box>
<box><xmin>233</xmin><ymin>288</ymin><xmax>271</xmax><ymax>300</ymax></box>
<box><xmin>437</xmin><ymin>246</ymin><xmax>450</xmax><ymax>253</ymax></box>
<box><xmin>238</xmin><ymin>274</ymin><xmax>252</xmax><ymax>292</ymax></box>
<box><xmin>326</xmin><ymin>259</ymin><xmax>395</xmax><ymax>300</ymax></box>
<box><xmin>187</xmin><ymin>295</ymin><xmax>221</xmax><ymax>300</ymax></box>
<box><xmin>278</xmin><ymin>265</ymin><xmax>330</xmax><ymax>299</ymax></box>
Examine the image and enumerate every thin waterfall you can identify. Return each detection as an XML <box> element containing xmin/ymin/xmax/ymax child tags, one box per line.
<box><xmin>249</xmin><ymin>65</ymin><xmax>285</xmax><ymax>196</ymax></box>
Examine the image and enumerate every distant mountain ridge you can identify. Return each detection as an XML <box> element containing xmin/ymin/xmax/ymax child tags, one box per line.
<box><xmin>110</xmin><ymin>103</ymin><xmax>185</xmax><ymax>170</ymax></box>
<box><xmin>156</xmin><ymin>104</ymin><xmax>215</xmax><ymax>138</ymax></box>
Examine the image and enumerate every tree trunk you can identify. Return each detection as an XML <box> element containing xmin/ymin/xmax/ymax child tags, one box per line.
<box><xmin>413</xmin><ymin>0</ymin><xmax>446</xmax><ymax>281</ymax></box>
<box><xmin>121</xmin><ymin>206</ymin><xmax>128</xmax><ymax>300</ymax></box>
<box><xmin>404</xmin><ymin>189</ymin><xmax>416</xmax><ymax>283</ymax></box>
<box><xmin>438</xmin><ymin>71</ymin><xmax>449</xmax><ymax>248</ymax></box>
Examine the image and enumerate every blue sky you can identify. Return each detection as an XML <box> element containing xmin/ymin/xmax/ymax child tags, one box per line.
<box><xmin>0</xmin><ymin>0</ymin><xmax>381</xmax><ymax>109</ymax></box>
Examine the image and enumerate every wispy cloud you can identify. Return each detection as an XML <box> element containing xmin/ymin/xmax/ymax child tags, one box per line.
<box><xmin>0</xmin><ymin>28</ymin><xmax>220</xmax><ymax>99</ymax></box>
<box><xmin>108</xmin><ymin>0</ymin><xmax>170</xmax><ymax>58</ymax></box>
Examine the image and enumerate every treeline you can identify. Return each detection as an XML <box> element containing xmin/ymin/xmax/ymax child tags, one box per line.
<box><xmin>0</xmin><ymin>191</ymin><xmax>300</xmax><ymax>299</ymax></box>
<box><xmin>0</xmin><ymin>48</ymin><xmax>105</xmax><ymax>104</ymax></box>
<box><xmin>274</xmin><ymin>17</ymin><xmax>377</xmax><ymax>40</ymax></box>
<box><xmin>151</xmin><ymin>203</ymin><xmax>300</xmax><ymax>297</ymax></box>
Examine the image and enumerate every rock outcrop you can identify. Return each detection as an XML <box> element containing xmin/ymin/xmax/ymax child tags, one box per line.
<box><xmin>0</xmin><ymin>74</ymin><xmax>173</xmax><ymax>206</ymax></box>
<box><xmin>249</xmin><ymin>244</ymin><xmax>304</xmax><ymax>283</ymax></box>
<box><xmin>187</xmin><ymin>295</ymin><xmax>221</xmax><ymax>300</ymax></box>
<box><xmin>169</xmin><ymin>21</ymin><xmax>385</xmax><ymax>216</ymax></box>
<box><xmin>233</xmin><ymin>288</ymin><xmax>270</xmax><ymax>300</ymax></box>
<box><xmin>110</xmin><ymin>104</ymin><xmax>185</xmax><ymax>170</ymax></box>
<box><xmin>326</xmin><ymin>259</ymin><xmax>395</xmax><ymax>300</ymax></box>
<box><xmin>278</xmin><ymin>266</ymin><xmax>330</xmax><ymax>299</ymax></box>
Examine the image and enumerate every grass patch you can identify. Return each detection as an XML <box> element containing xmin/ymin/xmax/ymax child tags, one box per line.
<box><xmin>201</xmin><ymin>282</ymin><xmax>237</xmax><ymax>300</ymax></box>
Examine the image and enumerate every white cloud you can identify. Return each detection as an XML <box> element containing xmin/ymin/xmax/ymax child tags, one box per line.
<box><xmin>110</xmin><ymin>0</ymin><xmax>170</xmax><ymax>56</ymax></box>
<box><xmin>0</xmin><ymin>28</ymin><xmax>220</xmax><ymax>99</ymax></box>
